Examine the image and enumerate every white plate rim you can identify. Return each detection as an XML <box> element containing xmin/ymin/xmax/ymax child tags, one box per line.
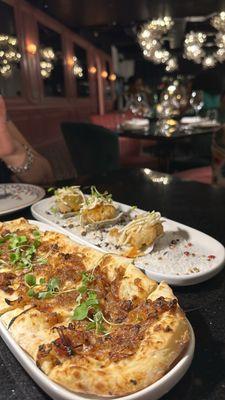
<box><xmin>0</xmin><ymin>183</ymin><xmax>45</xmax><ymax>216</ymax></box>
<box><xmin>31</xmin><ymin>197</ymin><xmax>225</xmax><ymax>286</ymax></box>
<box><xmin>0</xmin><ymin>219</ymin><xmax>195</xmax><ymax>400</ymax></box>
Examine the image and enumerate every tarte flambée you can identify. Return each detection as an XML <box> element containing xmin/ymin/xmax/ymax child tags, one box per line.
<box><xmin>0</xmin><ymin>218</ymin><xmax>190</xmax><ymax>397</ymax></box>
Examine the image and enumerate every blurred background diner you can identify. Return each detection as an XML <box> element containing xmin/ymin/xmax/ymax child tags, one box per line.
<box><xmin>1</xmin><ymin>0</ymin><xmax>225</xmax><ymax>186</ymax></box>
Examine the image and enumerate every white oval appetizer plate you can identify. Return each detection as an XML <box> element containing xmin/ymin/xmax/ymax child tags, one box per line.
<box><xmin>0</xmin><ymin>220</ymin><xmax>195</xmax><ymax>400</ymax></box>
<box><xmin>31</xmin><ymin>198</ymin><xmax>225</xmax><ymax>286</ymax></box>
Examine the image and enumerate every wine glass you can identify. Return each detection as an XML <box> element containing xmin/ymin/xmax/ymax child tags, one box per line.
<box><xmin>190</xmin><ymin>91</ymin><xmax>204</xmax><ymax>116</ymax></box>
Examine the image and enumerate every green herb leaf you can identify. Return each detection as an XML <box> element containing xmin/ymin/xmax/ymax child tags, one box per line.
<box><xmin>25</xmin><ymin>274</ymin><xmax>36</xmax><ymax>287</ymax></box>
<box><xmin>47</xmin><ymin>187</ymin><xmax>55</xmax><ymax>193</ymax></box>
<box><xmin>86</xmin><ymin>291</ymin><xmax>99</xmax><ymax>307</ymax></box>
<box><xmin>86</xmin><ymin>322</ymin><xmax>96</xmax><ymax>330</ymax></box>
<box><xmin>39</xmin><ymin>277</ymin><xmax>46</xmax><ymax>285</ymax></box>
<box><xmin>33</xmin><ymin>230</ymin><xmax>40</xmax><ymax>238</ymax></box>
<box><xmin>10</xmin><ymin>251</ymin><xmax>20</xmax><ymax>264</ymax></box>
<box><xmin>36</xmin><ymin>257</ymin><xmax>47</xmax><ymax>265</ymax></box>
<box><xmin>50</xmin><ymin>207</ymin><xmax>58</xmax><ymax>214</ymax></box>
<box><xmin>38</xmin><ymin>291</ymin><xmax>53</xmax><ymax>300</ymax></box>
<box><xmin>47</xmin><ymin>277</ymin><xmax>60</xmax><ymax>293</ymax></box>
<box><xmin>27</xmin><ymin>288</ymin><xmax>37</xmax><ymax>297</ymax></box>
<box><xmin>72</xmin><ymin>302</ymin><xmax>89</xmax><ymax>320</ymax></box>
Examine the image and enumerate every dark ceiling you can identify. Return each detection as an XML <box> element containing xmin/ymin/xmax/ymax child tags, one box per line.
<box><xmin>26</xmin><ymin>0</ymin><xmax>225</xmax><ymax>83</ymax></box>
<box><xmin>27</xmin><ymin>0</ymin><xmax>225</xmax><ymax>56</ymax></box>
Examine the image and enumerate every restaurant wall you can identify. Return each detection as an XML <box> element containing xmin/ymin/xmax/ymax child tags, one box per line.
<box><xmin>0</xmin><ymin>0</ymin><xmax>115</xmax><ymax>179</ymax></box>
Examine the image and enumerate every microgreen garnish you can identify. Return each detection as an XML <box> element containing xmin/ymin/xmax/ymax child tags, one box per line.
<box><xmin>25</xmin><ymin>274</ymin><xmax>60</xmax><ymax>299</ymax></box>
<box><xmin>85</xmin><ymin>186</ymin><xmax>112</xmax><ymax>206</ymax></box>
<box><xmin>72</xmin><ymin>271</ymin><xmax>110</xmax><ymax>334</ymax></box>
<box><xmin>0</xmin><ymin>230</ymin><xmax>47</xmax><ymax>271</ymax></box>
<box><xmin>78</xmin><ymin>271</ymin><xmax>94</xmax><ymax>294</ymax></box>
<box><xmin>86</xmin><ymin>311</ymin><xmax>107</xmax><ymax>334</ymax></box>
<box><xmin>72</xmin><ymin>291</ymin><xmax>99</xmax><ymax>320</ymax></box>
<box><xmin>50</xmin><ymin>206</ymin><xmax>58</xmax><ymax>215</ymax></box>
<box><xmin>47</xmin><ymin>187</ymin><xmax>55</xmax><ymax>193</ymax></box>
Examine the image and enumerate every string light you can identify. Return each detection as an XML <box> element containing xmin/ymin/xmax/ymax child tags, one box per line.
<box><xmin>0</xmin><ymin>34</ymin><xmax>21</xmax><ymax>78</ymax></box>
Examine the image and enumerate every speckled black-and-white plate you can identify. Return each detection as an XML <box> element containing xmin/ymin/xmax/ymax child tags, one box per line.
<box><xmin>0</xmin><ymin>183</ymin><xmax>45</xmax><ymax>216</ymax></box>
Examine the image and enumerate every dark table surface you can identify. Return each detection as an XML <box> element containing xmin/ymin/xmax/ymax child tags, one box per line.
<box><xmin>118</xmin><ymin>122</ymin><xmax>220</xmax><ymax>141</ymax></box>
<box><xmin>1</xmin><ymin>168</ymin><xmax>225</xmax><ymax>400</ymax></box>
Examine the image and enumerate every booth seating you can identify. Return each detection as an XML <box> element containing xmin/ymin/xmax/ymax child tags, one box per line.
<box><xmin>174</xmin><ymin>166</ymin><xmax>212</xmax><ymax>184</ymax></box>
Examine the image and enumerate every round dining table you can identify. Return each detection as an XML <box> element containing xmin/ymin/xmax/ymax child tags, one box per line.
<box><xmin>0</xmin><ymin>168</ymin><xmax>225</xmax><ymax>400</ymax></box>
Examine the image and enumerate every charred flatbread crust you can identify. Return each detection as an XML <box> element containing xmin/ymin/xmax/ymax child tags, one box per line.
<box><xmin>0</xmin><ymin>218</ymin><xmax>190</xmax><ymax>397</ymax></box>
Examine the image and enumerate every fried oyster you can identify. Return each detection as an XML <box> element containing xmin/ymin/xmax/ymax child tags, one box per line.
<box><xmin>55</xmin><ymin>186</ymin><xmax>85</xmax><ymax>214</ymax></box>
<box><xmin>109</xmin><ymin>211</ymin><xmax>164</xmax><ymax>257</ymax></box>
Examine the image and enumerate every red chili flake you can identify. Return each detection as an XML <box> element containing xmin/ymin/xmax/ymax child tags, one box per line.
<box><xmin>207</xmin><ymin>255</ymin><xmax>216</xmax><ymax>260</ymax></box>
<box><xmin>184</xmin><ymin>251</ymin><xmax>190</xmax><ymax>256</ymax></box>
<box><xmin>188</xmin><ymin>242</ymin><xmax>193</xmax><ymax>247</ymax></box>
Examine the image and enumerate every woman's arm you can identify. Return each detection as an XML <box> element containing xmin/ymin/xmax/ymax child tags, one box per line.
<box><xmin>0</xmin><ymin>96</ymin><xmax>54</xmax><ymax>184</ymax></box>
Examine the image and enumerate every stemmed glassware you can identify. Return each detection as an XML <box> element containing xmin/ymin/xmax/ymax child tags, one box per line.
<box><xmin>190</xmin><ymin>90</ymin><xmax>204</xmax><ymax>116</ymax></box>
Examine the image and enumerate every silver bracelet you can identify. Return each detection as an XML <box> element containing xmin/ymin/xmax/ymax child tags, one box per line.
<box><xmin>6</xmin><ymin>144</ymin><xmax>34</xmax><ymax>174</ymax></box>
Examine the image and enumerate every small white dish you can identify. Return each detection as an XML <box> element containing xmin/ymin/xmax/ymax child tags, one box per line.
<box><xmin>0</xmin><ymin>183</ymin><xmax>45</xmax><ymax>216</ymax></box>
<box><xmin>0</xmin><ymin>219</ymin><xmax>195</xmax><ymax>400</ymax></box>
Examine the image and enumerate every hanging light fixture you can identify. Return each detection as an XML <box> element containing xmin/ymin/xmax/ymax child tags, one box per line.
<box><xmin>215</xmin><ymin>47</ymin><xmax>225</xmax><ymax>62</ymax></box>
<box><xmin>183</xmin><ymin>31</ymin><xmax>206</xmax><ymax>64</ymax></box>
<box><xmin>165</xmin><ymin>57</ymin><xmax>178</xmax><ymax>72</ymax></box>
<box><xmin>138</xmin><ymin>17</ymin><xmax>174</xmax><ymax>65</ymax></box>
<box><xmin>72</xmin><ymin>56</ymin><xmax>83</xmax><ymax>78</ymax></box>
<box><xmin>139</xmin><ymin>17</ymin><xmax>174</xmax><ymax>40</ymax></box>
<box><xmin>211</xmin><ymin>12</ymin><xmax>225</xmax><ymax>32</ymax></box>
<box><xmin>40</xmin><ymin>47</ymin><xmax>55</xmax><ymax>79</ymax></box>
<box><xmin>202</xmin><ymin>55</ymin><xmax>217</xmax><ymax>68</ymax></box>
<box><xmin>0</xmin><ymin>34</ymin><xmax>21</xmax><ymax>78</ymax></box>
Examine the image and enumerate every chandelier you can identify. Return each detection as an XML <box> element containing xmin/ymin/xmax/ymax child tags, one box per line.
<box><xmin>40</xmin><ymin>47</ymin><xmax>55</xmax><ymax>79</ymax></box>
<box><xmin>138</xmin><ymin>17</ymin><xmax>174</xmax><ymax>65</ymax></box>
<box><xmin>0</xmin><ymin>34</ymin><xmax>21</xmax><ymax>78</ymax></box>
<box><xmin>183</xmin><ymin>31</ymin><xmax>206</xmax><ymax>64</ymax></box>
<box><xmin>72</xmin><ymin>56</ymin><xmax>83</xmax><ymax>78</ymax></box>
<box><xmin>202</xmin><ymin>55</ymin><xmax>216</xmax><ymax>68</ymax></box>
<box><xmin>211</xmin><ymin>12</ymin><xmax>225</xmax><ymax>32</ymax></box>
<box><xmin>183</xmin><ymin>22</ymin><xmax>225</xmax><ymax>68</ymax></box>
<box><xmin>140</xmin><ymin>17</ymin><xmax>174</xmax><ymax>38</ymax></box>
<box><xmin>165</xmin><ymin>57</ymin><xmax>178</xmax><ymax>72</ymax></box>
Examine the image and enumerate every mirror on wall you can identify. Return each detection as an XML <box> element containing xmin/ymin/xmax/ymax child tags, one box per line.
<box><xmin>38</xmin><ymin>23</ymin><xmax>65</xmax><ymax>97</ymax></box>
<box><xmin>0</xmin><ymin>0</ymin><xmax>22</xmax><ymax>97</ymax></box>
<box><xmin>74</xmin><ymin>44</ymin><xmax>90</xmax><ymax>98</ymax></box>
